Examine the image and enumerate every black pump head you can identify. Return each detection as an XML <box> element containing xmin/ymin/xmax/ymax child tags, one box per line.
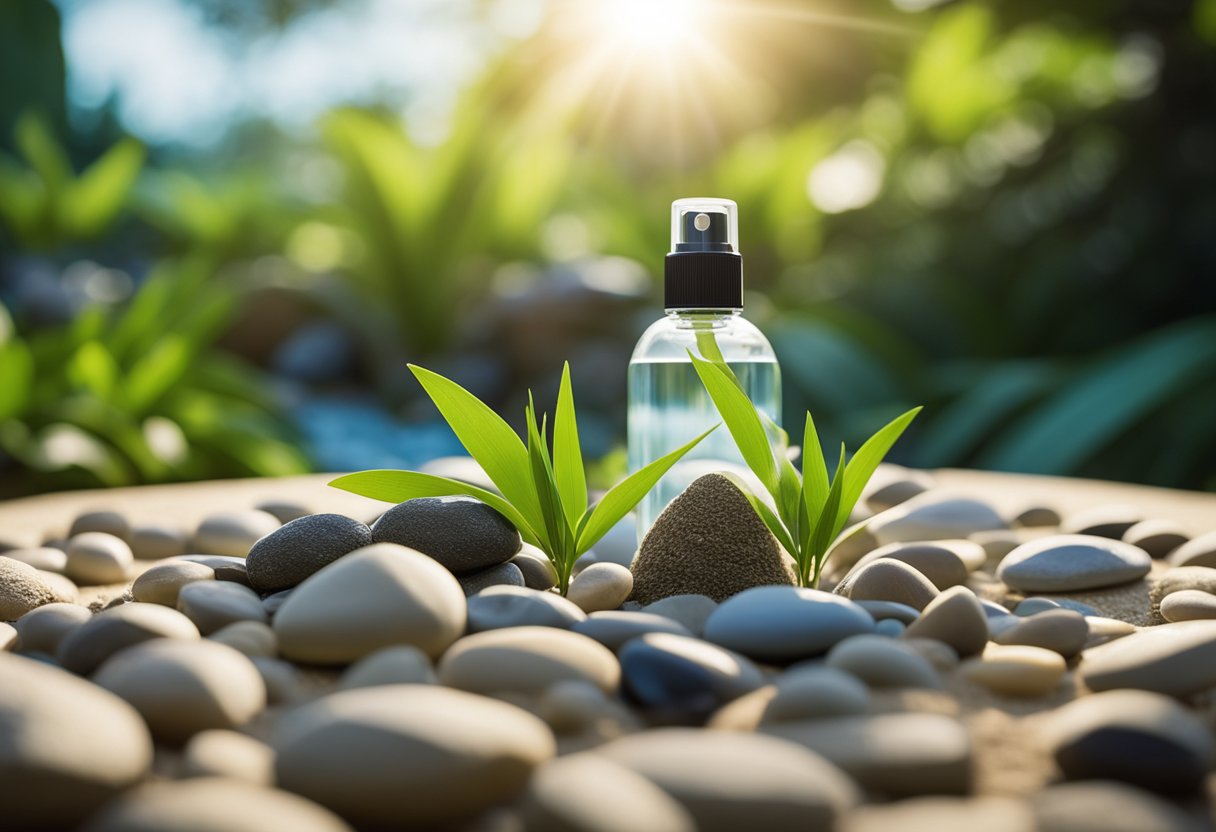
<box><xmin>665</xmin><ymin>197</ymin><xmax>743</xmax><ymax>310</ymax></box>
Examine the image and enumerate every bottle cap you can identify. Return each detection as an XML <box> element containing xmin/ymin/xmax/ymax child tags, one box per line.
<box><xmin>664</xmin><ymin>197</ymin><xmax>743</xmax><ymax>310</ymax></box>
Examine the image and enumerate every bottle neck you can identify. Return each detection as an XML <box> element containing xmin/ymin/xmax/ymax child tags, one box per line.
<box><xmin>665</xmin><ymin>309</ymin><xmax>741</xmax><ymax>329</ymax></box>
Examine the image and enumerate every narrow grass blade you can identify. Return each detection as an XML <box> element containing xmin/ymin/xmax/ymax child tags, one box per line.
<box><xmin>688</xmin><ymin>351</ymin><xmax>779</xmax><ymax>500</ymax></box>
<box><xmin>527</xmin><ymin>394</ymin><xmax>571</xmax><ymax>557</ymax></box>
<box><xmin>809</xmin><ymin>445</ymin><xmax>847</xmax><ymax>583</ymax></box>
<box><xmin>802</xmin><ymin>411</ymin><xmax>830</xmax><ymax>520</ymax></box>
<box><xmin>409</xmin><ymin>364</ymin><xmax>544</xmax><ymax>530</ymax></box>
<box><xmin>576</xmin><ymin>424</ymin><xmax>716</xmax><ymax>555</ymax></box>
<box><xmin>329</xmin><ymin>470</ymin><xmax>542</xmax><ymax>547</ymax></box>
<box><xmin>553</xmin><ymin>361</ymin><xmax>587</xmax><ymax>530</ymax></box>
<box><xmin>832</xmin><ymin>407</ymin><xmax>921</xmax><ymax>537</ymax></box>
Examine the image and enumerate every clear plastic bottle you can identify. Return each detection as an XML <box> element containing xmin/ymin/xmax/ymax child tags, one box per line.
<box><xmin>627</xmin><ymin>198</ymin><xmax>781</xmax><ymax>543</ymax></box>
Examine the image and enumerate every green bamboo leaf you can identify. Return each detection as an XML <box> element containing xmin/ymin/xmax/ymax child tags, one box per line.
<box><xmin>802</xmin><ymin>411</ymin><xmax>830</xmax><ymax>520</ymax></box>
<box><xmin>330</xmin><ymin>470</ymin><xmax>542</xmax><ymax>546</ymax></box>
<box><xmin>576</xmin><ymin>424</ymin><xmax>717</xmax><ymax>555</ymax></box>
<box><xmin>409</xmin><ymin>364</ymin><xmax>544</xmax><ymax>531</ymax></box>
<box><xmin>67</xmin><ymin>341</ymin><xmax>118</xmax><ymax>401</ymax></box>
<box><xmin>124</xmin><ymin>335</ymin><xmax>191</xmax><ymax>413</ymax></box>
<box><xmin>810</xmin><ymin>445</ymin><xmax>847</xmax><ymax>582</ymax></box>
<box><xmin>553</xmin><ymin>361</ymin><xmax>586</xmax><ymax>529</ymax></box>
<box><xmin>527</xmin><ymin>394</ymin><xmax>569</xmax><ymax>556</ymax></box>
<box><xmin>65</xmin><ymin>138</ymin><xmax>145</xmax><ymax>238</ymax></box>
<box><xmin>833</xmin><ymin>407</ymin><xmax>921</xmax><ymax>537</ymax></box>
<box><xmin>688</xmin><ymin>351</ymin><xmax>779</xmax><ymax>499</ymax></box>
<box><xmin>0</xmin><ymin>340</ymin><xmax>34</xmax><ymax>421</ymax></box>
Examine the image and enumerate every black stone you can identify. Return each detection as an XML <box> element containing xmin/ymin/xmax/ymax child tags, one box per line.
<box><xmin>458</xmin><ymin>562</ymin><xmax>525</xmax><ymax>597</ymax></box>
<box><xmin>371</xmin><ymin>496</ymin><xmax>521</xmax><ymax>575</ymax></box>
<box><xmin>619</xmin><ymin>632</ymin><xmax>764</xmax><ymax>723</ymax></box>
<box><xmin>245</xmin><ymin>513</ymin><xmax>372</xmax><ymax>593</ymax></box>
<box><xmin>1055</xmin><ymin>727</ymin><xmax>1207</xmax><ymax>795</ymax></box>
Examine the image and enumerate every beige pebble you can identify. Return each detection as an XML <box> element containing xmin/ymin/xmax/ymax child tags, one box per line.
<box><xmin>1159</xmin><ymin>589</ymin><xmax>1216</xmax><ymax>622</ymax></box>
<box><xmin>1167</xmin><ymin>530</ymin><xmax>1216</xmax><ymax>568</ymax></box>
<box><xmin>14</xmin><ymin>602</ymin><xmax>92</xmax><ymax>654</ymax></box>
<box><xmin>846</xmin><ymin>541</ymin><xmax>971</xmax><ymax>590</ymax></box>
<box><xmin>1060</xmin><ymin>504</ymin><xmax>1142</xmax><ymax>538</ymax></box>
<box><xmin>903</xmin><ymin>585</ymin><xmax>988</xmax><ymax>657</ymax></box>
<box><xmin>65</xmin><ymin>533</ymin><xmax>133</xmax><ymax>585</ymax></box>
<box><xmin>959</xmin><ymin>644</ymin><xmax>1065</xmax><ymax>697</ymax></box>
<box><xmin>193</xmin><ymin>510</ymin><xmax>280</xmax><ymax>557</ymax></box>
<box><xmin>834</xmin><ymin>558</ymin><xmax>939</xmax><ymax>611</ymax></box>
<box><xmin>1121</xmin><ymin>519</ymin><xmax>1189</xmax><ymax>559</ymax></box>
<box><xmin>209</xmin><ymin>620</ymin><xmax>278</xmax><ymax>657</ymax></box>
<box><xmin>0</xmin><ymin>621</ymin><xmax>16</xmax><ymax>651</ymax></box>
<box><xmin>1081</xmin><ymin>619</ymin><xmax>1216</xmax><ymax>696</ymax></box>
<box><xmin>764</xmin><ymin>666</ymin><xmax>871</xmax><ymax>723</ymax></box>
<box><xmin>0</xmin><ymin>556</ymin><xmax>67</xmax><ymax>619</ymax></box>
<box><xmin>181</xmin><ymin>729</ymin><xmax>275</xmax><ymax>785</ymax></box>
<box><xmin>339</xmin><ymin>645</ymin><xmax>437</xmax><ymax>689</ymax></box>
<box><xmin>994</xmin><ymin>609</ymin><xmax>1089</xmax><ymax>658</ymax></box>
<box><xmin>4</xmin><ymin>546</ymin><xmax>68</xmax><ymax>573</ymax></box>
<box><xmin>843</xmin><ymin>796</ymin><xmax>1036</xmax><ymax>832</ymax></box>
<box><xmin>58</xmin><ymin>602</ymin><xmax>200</xmax><ymax>675</ymax></box>
<box><xmin>568</xmin><ymin>562</ymin><xmax>633</xmax><ymax>613</ymax></box>
<box><xmin>826</xmin><ymin>634</ymin><xmax>942</xmax><ymax>689</ymax></box>
<box><xmin>131</xmin><ymin>560</ymin><xmax>215</xmax><ymax>606</ymax></box>
<box><xmin>439</xmin><ymin>626</ymin><xmax>620</xmax><ymax>695</ymax></box>
<box><xmin>128</xmin><ymin>525</ymin><xmax>189</xmax><ymax>560</ymax></box>
<box><xmin>69</xmin><ymin>510</ymin><xmax>130</xmax><ymax>542</ymax></box>
<box><xmin>1013</xmin><ymin>505</ymin><xmax>1061</xmax><ymax>528</ymax></box>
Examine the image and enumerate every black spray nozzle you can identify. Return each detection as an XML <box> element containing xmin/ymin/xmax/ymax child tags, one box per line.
<box><xmin>675</xmin><ymin>210</ymin><xmax>733</xmax><ymax>252</ymax></box>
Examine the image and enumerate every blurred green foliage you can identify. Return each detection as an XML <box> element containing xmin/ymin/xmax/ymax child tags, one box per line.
<box><xmin>1</xmin><ymin>0</ymin><xmax>1214</xmax><ymax>494</ymax></box>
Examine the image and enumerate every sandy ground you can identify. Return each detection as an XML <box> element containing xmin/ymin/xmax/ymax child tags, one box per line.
<box><xmin>2</xmin><ymin>468</ymin><xmax>1215</xmax><ymax>809</ymax></box>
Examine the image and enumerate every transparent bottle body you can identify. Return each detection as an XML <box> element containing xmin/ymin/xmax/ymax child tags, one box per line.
<box><xmin>627</xmin><ymin>311</ymin><xmax>781</xmax><ymax>544</ymax></box>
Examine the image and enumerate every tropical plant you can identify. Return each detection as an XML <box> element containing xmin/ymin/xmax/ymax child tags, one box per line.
<box><xmin>0</xmin><ymin>257</ymin><xmax>310</xmax><ymax>496</ymax></box>
<box><xmin>689</xmin><ymin>337</ymin><xmax>919</xmax><ymax>588</ymax></box>
<box><xmin>0</xmin><ymin>113</ymin><xmax>144</xmax><ymax>250</ymax></box>
<box><xmin>331</xmin><ymin>362</ymin><xmax>713</xmax><ymax>594</ymax></box>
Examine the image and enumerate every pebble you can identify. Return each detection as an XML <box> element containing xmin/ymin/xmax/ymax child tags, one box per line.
<box><xmin>69</xmin><ymin>510</ymin><xmax>130</xmax><ymax>541</ymax></box>
<box><xmin>339</xmin><ymin>645</ymin><xmax>437</xmax><ymax>689</ymax></box>
<box><xmin>1032</xmin><ymin>781</ymin><xmax>1207</xmax><ymax>832</ymax></box>
<box><xmin>598</xmin><ymin>728</ymin><xmax>859</xmax><ymax>832</ymax></box>
<box><xmin>959</xmin><ymin>644</ymin><xmax>1066</xmax><ymax>697</ymax></box>
<box><xmin>1080</xmin><ymin>619</ymin><xmax>1216</xmax><ymax>696</ymax></box>
<box><xmin>855</xmin><ymin>599</ymin><xmax>921</xmax><ymax>623</ymax></box>
<box><xmin>273</xmin><ymin>684</ymin><xmax>555</xmax><ymax>828</ymax></box>
<box><xmin>1166</xmin><ymin>530</ymin><xmax>1216</xmax><ymax>568</ymax></box>
<box><xmin>181</xmin><ymin>730</ymin><xmax>276</xmax><ymax>784</ymax></box>
<box><xmin>64</xmin><ymin>532</ymin><xmax>133</xmax><ymax>585</ymax></box>
<box><xmin>834</xmin><ymin>558</ymin><xmax>939</xmax><ymax>611</ymax></box>
<box><xmin>128</xmin><ymin>524</ymin><xmax>188</xmax><ymax>560</ymax></box>
<box><xmin>38</xmin><ymin>569</ymin><xmax>78</xmax><ymax>602</ymax></box>
<box><xmin>573</xmin><ymin>610</ymin><xmax>694</xmax><ymax>650</ymax></box>
<box><xmin>371</xmin><ymin>496</ymin><xmax>521</xmax><ymax>574</ymax></box>
<box><xmin>1083</xmin><ymin>616</ymin><xmax>1136</xmax><ymax>647</ymax></box>
<box><xmin>440</xmin><ymin>626</ymin><xmax>619</xmax><ymax>695</ymax></box>
<box><xmin>847</xmin><ymin>542</ymin><xmax>970</xmax><ymax>589</ymax></box>
<box><xmin>0</xmin><ymin>652</ymin><xmax>152</xmax><ymax>829</ymax></box>
<box><xmin>12</xmin><ymin>602</ymin><xmax>91</xmax><ymax>654</ymax></box>
<box><xmin>459</xmin><ymin>561</ymin><xmax>526</xmax><ymax>595</ymax></box>
<box><xmin>826</xmin><ymin>634</ymin><xmax>942</xmax><ymax>689</ymax></box>
<box><xmin>521</xmin><ymin>752</ymin><xmax>696</xmax><ymax>832</ymax></box>
<box><xmin>1043</xmin><ymin>689</ymin><xmax>1212</xmax><ymax>794</ymax></box>
<box><xmin>868</xmin><ymin>617</ymin><xmax>901</xmax><ymax>640</ymax></box>
<box><xmin>1122</xmin><ymin>519</ymin><xmax>1189</xmax><ymax>559</ymax></box>
<box><xmin>81</xmin><ymin>777</ymin><xmax>353</xmax><ymax>832</ymax></box>
<box><xmin>275</xmin><ymin>543</ymin><xmax>467</xmax><ymax>664</ymax></box>
<box><xmin>1014</xmin><ymin>597</ymin><xmax>1098</xmax><ymax>617</ymax></box>
<box><xmin>193</xmin><ymin>510</ymin><xmax>280</xmax><ymax>557</ymax></box>
<box><xmin>568</xmin><ymin>562</ymin><xmax>633</xmax><ymax>613</ymax></box>
<box><xmin>467</xmin><ymin>585</ymin><xmax>587</xmax><ymax>631</ymax></box>
<box><xmin>261</xmin><ymin>589</ymin><xmax>292</xmax><ymax>616</ymax></box>
<box><xmin>994</xmin><ymin>609</ymin><xmax>1089</xmax><ymax>658</ymax></box>
<box><xmin>255</xmin><ymin>499</ymin><xmax>313</xmax><ymax>523</ymax></box>
<box><xmin>862</xmin><ymin>464</ymin><xmax>935</xmax><ymax>511</ymax></box>
<box><xmin>131</xmin><ymin>560</ymin><xmax>215</xmax><ymax>606</ymax></box>
<box><xmin>900</xmin><ymin>585</ymin><xmax>987</xmax><ymax>656</ymax></box>
<box><xmin>630</xmin><ymin>473</ymin><xmax>795</xmax><ymax>604</ymax></box>
<box><xmin>252</xmin><ymin>656</ymin><xmax>309</xmax><ymax>704</ymax></box>
<box><xmin>843</xmin><ymin>797</ymin><xmax>1036</xmax><ymax>832</ymax></box>
<box><xmin>177</xmin><ymin>580</ymin><xmax>267</xmax><ymax>634</ymax></box>
<box><xmin>970</xmin><ymin>529</ymin><xmax>1023</xmax><ymax>562</ymax></box>
<box><xmin>643</xmin><ymin>594</ymin><xmax>718</xmax><ymax>636</ymax></box>
<box><xmin>905</xmin><ymin>638</ymin><xmax>961</xmax><ymax>670</ymax></box>
<box><xmin>765</xmin><ymin>666</ymin><xmax>871</xmax><ymax>722</ymax></box>
<box><xmin>58</xmin><ymin>601</ymin><xmax>200</xmax><ymax>675</ymax></box>
<box><xmin>704</xmin><ymin>586</ymin><xmax>875</xmax><ymax>663</ymax></box>
<box><xmin>94</xmin><ymin>638</ymin><xmax>266</xmax><ymax>743</ymax></box>
<box><xmin>1159</xmin><ymin>589</ymin><xmax>1216</xmax><ymax>622</ymax></box>
<box><xmin>4</xmin><ymin>546</ymin><xmax>67</xmax><ymax>573</ymax></box>
<box><xmin>537</xmin><ymin>678</ymin><xmax>635</xmax><ymax>736</ymax></box>
<box><xmin>0</xmin><ymin>556</ymin><xmax>67</xmax><ymax>619</ymax></box>
<box><xmin>1152</xmin><ymin>566</ymin><xmax>1216</xmax><ymax>606</ymax></box>
<box><xmin>246</xmin><ymin>513</ymin><xmax>372</xmax><ymax>593</ymax></box>
<box><xmin>177</xmin><ymin>554</ymin><xmax>251</xmax><ymax>585</ymax></box>
<box><xmin>0</xmin><ymin>621</ymin><xmax>15</xmax><ymax>650</ymax></box>
<box><xmin>1061</xmin><ymin>504</ymin><xmax>1142</xmax><ymax>539</ymax></box>
<box><xmin>1013</xmin><ymin>505</ymin><xmax>1061</xmax><ymax>527</ymax></box>
<box><xmin>511</xmin><ymin>544</ymin><xmax>558</xmax><ymax>590</ymax></box>
<box><xmin>619</xmin><ymin>632</ymin><xmax>765</xmax><ymax>718</ymax></box>
<box><xmin>997</xmin><ymin>534</ymin><xmax>1151</xmax><ymax>592</ymax></box>
<box><xmin>209</xmin><ymin>620</ymin><xmax>278</xmax><ymax>657</ymax></box>
<box><xmin>868</xmin><ymin>494</ymin><xmax>1006</xmax><ymax>545</ymax></box>
<box><xmin>762</xmin><ymin>713</ymin><xmax>972</xmax><ymax>797</ymax></box>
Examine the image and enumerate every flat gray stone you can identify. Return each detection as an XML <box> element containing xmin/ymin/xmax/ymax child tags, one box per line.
<box><xmin>869</xmin><ymin>494</ymin><xmax>1006</xmax><ymax>545</ymax></box>
<box><xmin>704</xmin><ymin>586</ymin><xmax>875</xmax><ymax>663</ymax></box>
<box><xmin>826</xmin><ymin>634</ymin><xmax>942</xmax><ymax>689</ymax></box>
<box><xmin>572</xmin><ymin>610</ymin><xmax>693</xmax><ymax>651</ymax></box>
<box><xmin>994</xmin><ymin>609</ymin><xmax>1089</xmax><ymax>658</ymax></box>
<box><xmin>834</xmin><ymin>559</ymin><xmax>939</xmax><ymax>611</ymax></box>
<box><xmin>466</xmin><ymin>585</ymin><xmax>586</xmax><ymax>632</ymax></box>
<box><xmin>997</xmin><ymin>535</ymin><xmax>1151</xmax><ymax>592</ymax></box>
<box><xmin>177</xmin><ymin>581</ymin><xmax>267</xmax><ymax>635</ymax></box>
<box><xmin>1080</xmin><ymin>620</ymin><xmax>1216</xmax><ymax>696</ymax></box>
<box><xmin>846</xmin><ymin>542</ymin><xmax>970</xmax><ymax>590</ymax></box>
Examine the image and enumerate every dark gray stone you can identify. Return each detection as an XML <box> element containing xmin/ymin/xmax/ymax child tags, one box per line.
<box><xmin>246</xmin><ymin>514</ymin><xmax>372</xmax><ymax>593</ymax></box>
<box><xmin>573</xmin><ymin>611</ymin><xmax>694</xmax><ymax>651</ymax></box>
<box><xmin>458</xmin><ymin>562</ymin><xmax>525</xmax><ymax>596</ymax></box>
<box><xmin>467</xmin><ymin>586</ymin><xmax>586</xmax><ymax>632</ymax></box>
<box><xmin>371</xmin><ymin>497</ymin><xmax>521</xmax><ymax>575</ymax></box>
<box><xmin>619</xmin><ymin>632</ymin><xmax>764</xmax><ymax>721</ymax></box>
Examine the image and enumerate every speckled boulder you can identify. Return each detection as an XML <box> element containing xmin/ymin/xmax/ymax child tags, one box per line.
<box><xmin>0</xmin><ymin>557</ymin><xmax>67</xmax><ymax>620</ymax></box>
<box><xmin>246</xmin><ymin>514</ymin><xmax>372</xmax><ymax>593</ymax></box>
<box><xmin>371</xmin><ymin>497</ymin><xmax>521</xmax><ymax>575</ymax></box>
<box><xmin>631</xmin><ymin>474</ymin><xmax>794</xmax><ymax>605</ymax></box>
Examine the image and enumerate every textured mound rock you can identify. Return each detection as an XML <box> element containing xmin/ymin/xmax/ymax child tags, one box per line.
<box><xmin>631</xmin><ymin>474</ymin><xmax>793</xmax><ymax>605</ymax></box>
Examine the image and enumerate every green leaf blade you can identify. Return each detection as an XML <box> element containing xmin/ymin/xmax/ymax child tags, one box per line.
<box><xmin>809</xmin><ymin>445</ymin><xmax>848</xmax><ymax>585</ymax></box>
<box><xmin>552</xmin><ymin>361</ymin><xmax>587</xmax><ymax>530</ymax></box>
<box><xmin>329</xmin><ymin>469</ymin><xmax>542</xmax><ymax>547</ymax></box>
<box><xmin>576</xmin><ymin>424</ymin><xmax>717</xmax><ymax>555</ymax></box>
<box><xmin>688</xmin><ymin>351</ymin><xmax>779</xmax><ymax>500</ymax></box>
<box><xmin>833</xmin><ymin>407</ymin><xmax>921</xmax><ymax>537</ymax></box>
<box><xmin>802</xmin><ymin>411</ymin><xmax>830</xmax><ymax>521</ymax></box>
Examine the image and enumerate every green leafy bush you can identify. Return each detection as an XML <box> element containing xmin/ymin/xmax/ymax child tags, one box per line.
<box><xmin>331</xmin><ymin>362</ymin><xmax>713</xmax><ymax>594</ymax></box>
